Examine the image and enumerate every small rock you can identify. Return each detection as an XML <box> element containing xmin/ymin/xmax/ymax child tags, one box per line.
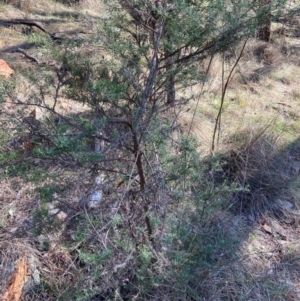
<box><xmin>47</xmin><ymin>203</ymin><xmax>67</xmax><ymax>221</ymax></box>
<box><xmin>8</xmin><ymin>209</ymin><xmax>14</xmax><ymax>217</ymax></box>
<box><xmin>95</xmin><ymin>175</ymin><xmax>104</xmax><ymax>185</ymax></box>
<box><xmin>262</xmin><ymin>224</ymin><xmax>272</xmax><ymax>235</ymax></box>
<box><xmin>88</xmin><ymin>191</ymin><xmax>102</xmax><ymax>208</ymax></box>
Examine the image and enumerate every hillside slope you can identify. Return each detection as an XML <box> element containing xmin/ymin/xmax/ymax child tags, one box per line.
<box><xmin>1</xmin><ymin>1</ymin><xmax>300</xmax><ymax>300</ymax></box>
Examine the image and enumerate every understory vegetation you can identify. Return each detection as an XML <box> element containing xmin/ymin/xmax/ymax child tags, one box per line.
<box><xmin>1</xmin><ymin>0</ymin><xmax>300</xmax><ymax>300</ymax></box>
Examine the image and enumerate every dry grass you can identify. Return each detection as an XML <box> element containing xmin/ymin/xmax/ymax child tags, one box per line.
<box><xmin>180</xmin><ymin>27</ymin><xmax>300</xmax><ymax>146</ymax></box>
<box><xmin>176</xmin><ymin>23</ymin><xmax>300</xmax><ymax>221</ymax></box>
<box><xmin>219</xmin><ymin>128</ymin><xmax>300</xmax><ymax>218</ymax></box>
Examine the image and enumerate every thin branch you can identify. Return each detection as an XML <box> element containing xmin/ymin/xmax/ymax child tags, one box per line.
<box><xmin>8</xmin><ymin>98</ymin><xmax>134</xmax><ymax>152</ymax></box>
<box><xmin>113</xmin><ymin>250</ymin><xmax>134</xmax><ymax>273</ymax></box>
<box><xmin>211</xmin><ymin>38</ymin><xmax>248</xmax><ymax>154</ymax></box>
<box><xmin>187</xmin><ymin>44</ymin><xmax>217</xmax><ymax>138</ymax></box>
<box><xmin>16</xmin><ymin>48</ymin><xmax>41</xmax><ymax>64</ymax></box>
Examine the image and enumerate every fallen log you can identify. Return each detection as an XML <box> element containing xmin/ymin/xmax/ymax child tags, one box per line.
<box><xmin>0</xmin><ymin>19</ymin><xmax>62</xmax><ymax>41</ymax></box>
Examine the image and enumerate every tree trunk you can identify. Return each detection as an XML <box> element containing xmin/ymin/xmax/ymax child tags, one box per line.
<box><xmin>165</xmin><ymin>38</ymin><xmax>176</xmax><ymax>104</ymax></box>
<box><xmin>166</xmin><ymin>65</ymin><xmax>176</xmax><ymax>104</ymax></box>
<box><xmin>257</xmin><ymin>0</ymin><xmax>271</xmax><ymax>42</ymax></box>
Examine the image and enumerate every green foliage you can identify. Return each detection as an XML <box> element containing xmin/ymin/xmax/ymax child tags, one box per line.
<box><xmin>28</xmin><ymin>33</ymin><xmax>51</xmax><ymax>47</ymax></box>
<box><xmin>0</xmin><ymin>150</ymin><xmax>20</xmax><ymax>166</ymax></box>
<box><xmin>77</xmin><ymin>248</ymin><xmax>113</xmax><ymax>266</ymax></box>
<box><xmin>36</xmin><ymin>184</ymin><xmax>60</xmax><ymax>202</ymax></box>
<box><xmin>2</xmin><ymin>161</ymin><xmax>35</xmax><ymax>179</ymax></box>
<box><xmin>33</xmin><ymin>205</ymin><xmax>51</xmax><ymax>236</ymax></box>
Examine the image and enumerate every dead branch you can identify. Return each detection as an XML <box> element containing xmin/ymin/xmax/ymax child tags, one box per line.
<box><xmin>15</xmin><ymin>49</ymin><xmax>60</xmax><ymax>70</ymax></box>
<box><xmin>0</xmin><ymin>19</ymin><xmax>62</xmax><ymax>41</ymax></box>
<box><xmin>16</xmin><ymin>48</ymin><xmax>41</xmax><ymax>64</ymax></box>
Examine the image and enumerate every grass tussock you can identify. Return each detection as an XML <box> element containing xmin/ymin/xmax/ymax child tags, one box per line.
<box><xmin>217</xmin><ymin>126</ymin><xmax>300</xmax><ymax>219</ymax></box>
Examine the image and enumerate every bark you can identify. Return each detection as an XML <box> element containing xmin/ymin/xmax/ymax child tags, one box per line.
<box><xmin>166</xmin><ymin>71</ymin><xmax>175</xmax><ymax>104</ymax></box>
<box><xmin>257</xmin><ymin>0</ymin><xmax>271</xmax><ymax>42</ymax></box>
<box><xmin>165</xmin><ymin>44</ymin><xmax>176</xmax><ymax>104</ymax></box>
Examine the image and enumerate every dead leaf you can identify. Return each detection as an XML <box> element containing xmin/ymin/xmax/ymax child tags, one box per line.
<box><xmin>262</xmin><ymin>224</ymin><xmax>272</xmax><ymax>235</ymax></box>
<box><xmin>3</xmin><ymin>256</ymin><xmax>29</xmax><ymax>301</ymax></box>
<box><xmin>0</xmin><ymin>59</ymin><xmax>14</xmax><ymax>78</ymax></box>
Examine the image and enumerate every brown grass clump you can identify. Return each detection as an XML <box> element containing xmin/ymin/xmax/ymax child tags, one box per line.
<box><xmin>218</xmin><ymin>127</ymin><xmax>300</xmax><ymax>219</ymax></box>
<box><xmin>178</xmin><ymin>110</ymin><xmax>215</xmax><ymax>152</ymax></box>
<box><xmin>3</xmin><ymin>0</ymin><xmax>33</xmax><ymax>13</ymax></box>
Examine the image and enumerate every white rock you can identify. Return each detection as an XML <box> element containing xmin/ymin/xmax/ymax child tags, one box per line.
<box><xmin>95</xmin><ymin>175</ymin><xmax>104</xmax><ymax>185</ymax></box>
<box><xmin>88</xmin><ymin>191</ymin><xmax>103</xmax><ymax>208</ymax></box>
<box><xmin>47</xmin><ymin>203</ymin><xmax>67</xmax><ymax>221</ymax></box>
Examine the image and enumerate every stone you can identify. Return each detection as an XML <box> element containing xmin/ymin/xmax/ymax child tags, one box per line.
<box><xmin>47</xmin><ymin>203</ymin><xmax>67</xmax><ymax>221</ymax></box>
<box><xmin>88</xmin><ymin>191</ymin><xmax>103</xmax><ymax>208</ymax></box>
